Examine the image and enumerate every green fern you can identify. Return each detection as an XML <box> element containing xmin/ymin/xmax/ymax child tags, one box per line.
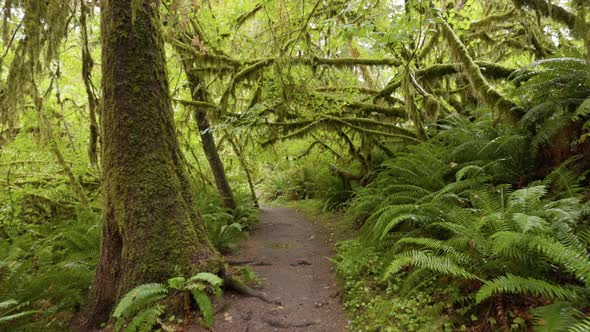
<box><xmin>123</xmin><ymin>305</ymin><xmax>165</xmax><ymax>332</ymax></box>
<box><xmin>475</xmin><ymin>274</ymin><xmax>577</xmax><ymax>303</ymax></box>
<box><xmin>191</xmin><ymin>289</ymin><xmax>214</xmax><ymax>328</ymax></box>
<box><xmin>113</xmin><ymin>272</ymin><xmax>223</xmax><ymax>331</ymax></box>
<box><xmin>532</xmin><ymin>302</ymin><xmax>579</xmax><ymax>332</ymax></box>
<box><xmin>383</xmin><ymin>250</ymin><xmax>479</xmax><ymax>281</ymax></box>
<box><xmin>0</xmin><ymin>299</ymin><xmax>37</xmax><ymax>326</ymax></box>
<box><xmin>569</xmin><ymin>315</ymin><xmax>590</xmax><ymax>332</ymax></box>
<box><xmin>113</xmin><ymin>283</ymin><xmax>168</xmax><ymax>320</ymax></box>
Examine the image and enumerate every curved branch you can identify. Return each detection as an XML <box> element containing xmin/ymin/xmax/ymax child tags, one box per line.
<box><xmin>436</xmin><ymin>11</ymin><xmax>520</xmax><ymax>121</ymax></box>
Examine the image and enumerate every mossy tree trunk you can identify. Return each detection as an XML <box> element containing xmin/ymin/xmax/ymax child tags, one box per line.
<box><xmin>85</xmin><ymin>0</ymin><xmax>219</xmax><ymax>326</ymax></box>
<box><xmin>184</xmin><ymin>68</ymin><xmax>237</xmax><ymax>210</ymax></box>
<box><xmin>226</xmin><ymin>133</ymin><xmax>259</xmax><ymax>208</ymax></box>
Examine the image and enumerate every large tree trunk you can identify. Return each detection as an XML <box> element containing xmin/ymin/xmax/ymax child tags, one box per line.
<box><xmin>185</xmin><ymin>69</ymin><xmax>237</xmax><ymax>210</ymax></box>
<box><xmin>85</xmin><ymin>0</ymin><xmax>219</xmax><ymax>326</ymax></box>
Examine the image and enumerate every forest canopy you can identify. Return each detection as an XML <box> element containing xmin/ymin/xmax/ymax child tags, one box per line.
<box><xmin>1</xmin><ymin>0</ymin><xmax>590</xmax><ymax>331</ymax></box>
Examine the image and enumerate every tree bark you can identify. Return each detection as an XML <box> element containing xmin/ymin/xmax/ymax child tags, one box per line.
<box><xmin>79</xmin><ymin>0</ymin><xmax>100</xmax><ymax>167</ymax></box>
<box><xmin>184</xmin><ymin>68</ymin><xmax>237</xmax><ymax>210</ymax></box>
<box><xmin>227</xmin><ymin>134</ymin><xmax>259</xmax><ymax>208</ymax></box>
<box><xmin>85</xmin><ymin>0</ymin><xmax>219</xmax><ymax>326</ymax></box>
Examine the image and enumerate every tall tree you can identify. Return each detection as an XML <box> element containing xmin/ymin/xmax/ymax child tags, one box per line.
<box><xmin>85</xmin><ymin>0</ymin><xmax>219</xmax><ymax>325</ymax></box>
<box><xmin>185</xmin><ymin>67</ymin><xmax>237</xmax><ymax>210</ymax></box>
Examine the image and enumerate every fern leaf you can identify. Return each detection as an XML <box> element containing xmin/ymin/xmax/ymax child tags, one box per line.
<box><xmin>396</xmin><ymin>237</ymin><xmax>471</xmax><ymax>263</ymax></box>
<box><xmin>0</xmin><ymin>299</ymin><xmax>18</xmax><ymax>310</ymax></box>
<box><xmin>383</xmin><ymin>250</ymin><xmax>479</xmax><ymax>280</ymax></box>
<box><xmin>455</xmin><ymin>165</ymin><xmax>484</xmax><ymax>181</ymax></box>
<box><xmin>569</xmin><ymin>315</ymin><xmax>590</xmax><ymax>332</ymax></box>
<box><xmin>124</xmin><ymin>304</ymin><xmax>164</xmax><ymax>332</ymax></box>
<box><xmin>112</xmin><ymin>283</ymin><xmax>167</xmax><ymax>319</ymax></box>
<box><xmin>532</xmin><ymin>302</ymin><xmax>578</xmax><ymax>332</ymax></box>
<box><xmin>188</xmin><ymin>272</ymin><xmax>223</xmax><ymax>288</ymax></box>
<box><xmin>0</xmin><ymin>310</ymin><xmax>38</xmax><ymax>324</ymax></box>
<box><xmin>475</xmin><ymin>274</ymin><xmax>577</xmax><ymax>303</ymax></box>
<box><xmin>492</xmin><ymin>232</ymin><xmax>590</xmax><ymax>282</ymax></box>
<box><xmin>191</xmin><ymin>289</ymin><xmax>214</xmax><ymax>328</ymax></box>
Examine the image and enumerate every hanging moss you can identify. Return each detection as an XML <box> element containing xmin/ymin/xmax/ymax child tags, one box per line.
<box><xmin>0</xmin><ymin>0</ymin><xmax>72</xmax><ymax>125</ymax></box>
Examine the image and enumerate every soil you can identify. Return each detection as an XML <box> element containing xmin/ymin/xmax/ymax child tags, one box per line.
<box><xmin>193</xmin><ymin>206</ymin><xmax>349</xmax><ymax>332</ymax></box>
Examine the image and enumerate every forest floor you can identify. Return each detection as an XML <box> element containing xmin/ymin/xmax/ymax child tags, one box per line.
<box><xmin>192</xmin><ymin>205</ymin><xmax>349</xmax><ymax>332</ymax></box>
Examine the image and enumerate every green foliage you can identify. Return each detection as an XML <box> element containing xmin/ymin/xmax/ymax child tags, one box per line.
<box><xmin>512</xmin><ymin>58</ymin><xmax>590</xmax><ymax>152</ymax></box>
<box><xmin>202</xmin><ymin>204</ymin><xmax>257</xmax><ymax>252</ymax></box>
<box><xmin>475</xmin><ymin>275</ymin><xmax>578</xmax><ymax>303</ymax></box>
<box><xmin>113</xmin><ymin>272</ymin><xmax>223</xmax><ymax>331</ymax></box>
<box><xmin>333</xmin><ymin>114</ymin><xmax>590</xmax><ymax>330</ymax></box>
<box><xmin>334</xmin><ymin>239</ymin><xmax>451</xmax><ymax>331</ymax></box>
<box><xmin>0</xmin><ymin>208</ymin><xmax>100</xmax><ymax>330</ymax></box>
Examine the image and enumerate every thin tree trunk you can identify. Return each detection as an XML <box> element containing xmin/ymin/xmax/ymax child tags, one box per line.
<box><xmin>184</xmin><ymin>67</ymin><xmax>237</xmax><ymax>210</ymax></box>
<box><xmin>85</xmin><ymin>0</ymin><xmax>219</xmax><ymax>326</ymax></box>
<box><xmin>226</xmin><ymin>134</ymin><xmax>259</xmax><ymax>208</ymax></box>
<box><xmin>79</xmin><ymin>0</ymin><xmax>100</xmax><ymax>167</ymax></box>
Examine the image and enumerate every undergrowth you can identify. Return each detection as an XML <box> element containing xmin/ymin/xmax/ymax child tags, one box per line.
<box><xmin>317</xmin><ymin>113</ymin><xmax>590</xmax><ymax>331</ymax></box>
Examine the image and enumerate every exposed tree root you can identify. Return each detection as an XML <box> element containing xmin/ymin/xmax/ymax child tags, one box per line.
<box><xmin>219</xmin><ymin>268</ymin><xmax>280</xmax><ymax>305</ymax></box>
<box><xmin>262</xmin><ymin>316</ymin><xmax>317</xmax><ymax>328</ymax></box>
<box><xmin>227</xmin><ymin>259</ymin><xmax>272</xmax><ymax>266</ymax></box>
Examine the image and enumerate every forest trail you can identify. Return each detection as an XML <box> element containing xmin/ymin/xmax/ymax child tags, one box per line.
<box><xmin>198</xmin><ymin>206</ymin><xmax>349</xmax><ymax>332</ymax></box>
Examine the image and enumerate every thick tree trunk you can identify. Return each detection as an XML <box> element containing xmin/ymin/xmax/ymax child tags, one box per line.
<box><xmin>85</xmin><ymin>0</ymin><xmax>219</xmax><ymax>326</ymax></box>
<box><xmin>184</xmin><ymin>69</ymin><xmax>237</xmax><ymax>210</ymax></box>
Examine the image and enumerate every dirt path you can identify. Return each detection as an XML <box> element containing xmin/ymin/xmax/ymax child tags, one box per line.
<box><xmin>203</xmin><ymin>206</ymin><xmax>348</xmax><ymax>332</ymax></box>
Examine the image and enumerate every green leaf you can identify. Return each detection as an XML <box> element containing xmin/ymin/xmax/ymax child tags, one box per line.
<box><xmin>113</xmin><ymin>283</ymin><xmax>167</xmax><ymax>319</ymax></box>
<box><xmin>189</xmin><ymin>272</ymin><xmax>223</xmax><ymax>288</ymax></box>
<box><xmin>512</xmin><ymin>213</ymin><xmax>547</xmax><ymax>233</ymax></box>
<box><xmin>475</xmin><ymin>274</ymin><xmax>577</xmax><ymax>303</ymax></box>
<box><xmin>167</xmin><ymin>276</ymin><xmax>186</xmax><ymax>290</ymax></box>
<box><xmin>191</xmin><ymin>289</ymin><xmax>214</xmax><ymax>328</ymax></box>
<box><xmin>0</xmin><ymin>310</ymin><xmax>38</xmax><ymax>324</ymax></box>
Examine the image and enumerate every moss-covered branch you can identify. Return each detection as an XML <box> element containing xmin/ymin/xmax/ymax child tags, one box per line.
<box><xmin>417</xmin><ymin>61</ymin><xmax>518</xmax><ymax>80</ymax></box>
<box><xmin>219</xmin><ymin>59</ymin><xmax>273</xmax><ymax>111</ymax></box>
<box><xmin>173</xmin><ymin>98</ymin><xmax>218</xmax><ymax>110</ymax></box>
<box><xmin>436</xmin><ymin>11</ymin><xmax>519</xmax><ymax>121</ymax></box>
<box><xmin>346</xmin><ymin>102</ymin><xmax>406</xmax><ymax>118</ymax></box>
<box><xmin>470</xmin><ymin>9</ymin><xmax>516</xmax><ymax>29</ymax></box>
<box><xmin>512</xmin><ymin>0</ymin><xmax>578</xmax><ymax>30</ymax></box>
<box><xmin>316</xmin><ymin>86</ymin><xmax>381</xmax><ymax>95</ymax></box>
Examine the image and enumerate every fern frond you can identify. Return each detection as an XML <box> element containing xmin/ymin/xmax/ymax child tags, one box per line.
<box><xmin>455</xmin><ymin>165</ymin><xmax>484</xmax><ymax>181</ymax></box>
<box><xmin>492</xmin><ymin>232</ymin><xmax>590</xmax><ymax>282</ymax></box>
<box><xmin>569</xmin><ymin>315</ymin><xmax>590</xmax><ymax>332</ymax></box>
<box><xmin>124</xmin><ymin>304</ymin><xmax>164</xmax><ymax>332</ymax></box>
<box><xmin>191</xmin><ymin>289</ymin><xmax>214</xmax><ymax>328</ymax></box>
<box><xmin>188</xmin><ymin>272</ymin><xmax>223</xmax><ymax>288</ymax></box>
<box><xmin>544</xmin><ymin>164</ymin><xmax>583</xmax><ymax>199</ymax></box>
<box><xmin>475</xmin><ymin>274</ymin><xmax>577</xmax><ymax>303</ymax></box>
<box><xmin>112</xmin><ymin>283</ymin><xmax>167</xmax><ymax>319</ymax></box>
<box><xmin>0</xmin><ymin>310</ymin><xmax>38</xmax><ymax>325</ymax></box>
<box><xmin>0</xmin><ymin>299</ymin><xmax>18</xmax><ymax>310</ymax></box>
<box><xmin>396</xmin><ymin>237</ymin><xmax>471</xmax><ymax>263</ymax></box>
<box><xmin>532</xmin><ymin>302</ymin><xmax>578</xmax><ymax>332</ymax></box>
<box><xmin>383</xmin><ymin>250</ymin><xmax>479</xmax><ymax>280</ymax></box>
